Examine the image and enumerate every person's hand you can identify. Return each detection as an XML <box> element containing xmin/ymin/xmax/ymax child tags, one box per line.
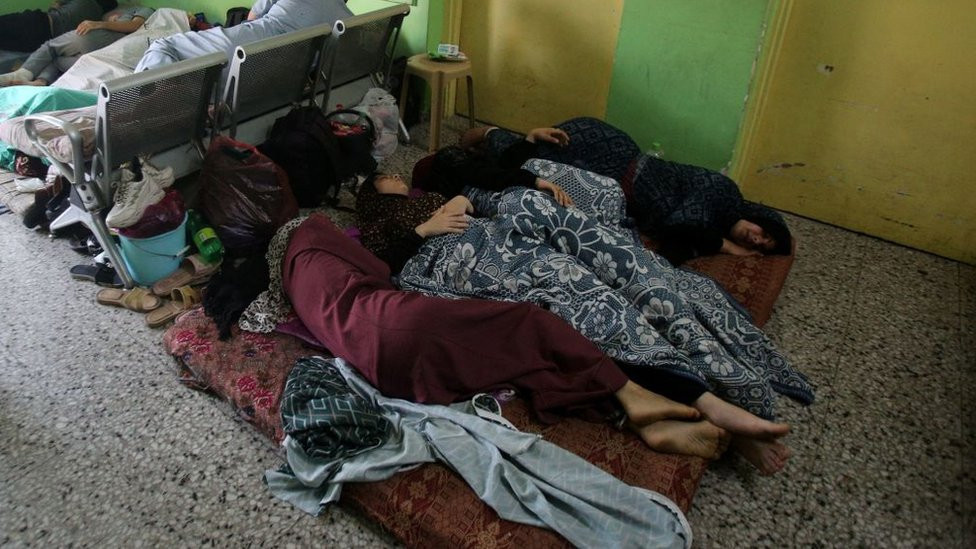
<box><xmin>526</xmin><ymin>127</ymin><xmax>569</xmax><ymax>146</ymax></box>
<box><xmin>535</xmin><ymin>179</ymin><xmax>573</xmax><ymax>207</ymax></box>
<box><xmin>416</xmin><ymin>210</ymin><xmax>469</xmax><ymax>238</ymax></box>
<box><xmin>720</xmin><ymin>238</ymin><xmax>761</xmax><ymax>256</ymax></box>
<box><xmin>440</xmin><ymin>195</ymin><xmax>474</xmax><ymax>215</ymax></box>
<box><xmin>76</xmin><ymin>20</ymin><xmax>104</xmax><ymax>35</ymax></box>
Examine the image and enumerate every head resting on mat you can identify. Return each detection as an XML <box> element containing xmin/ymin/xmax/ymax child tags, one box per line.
<box><xmin>729</xmin><ymin>204</ymin><xmax>792</xmax><ymax>255</ymax></box>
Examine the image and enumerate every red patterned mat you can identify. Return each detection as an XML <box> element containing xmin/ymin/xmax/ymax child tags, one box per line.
<box><xmin>163</xmin><ymin>251</ymin><xmax>794</xmax><ymax>548</ymax></box>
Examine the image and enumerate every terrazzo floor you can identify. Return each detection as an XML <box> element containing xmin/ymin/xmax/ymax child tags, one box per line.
<box><xmin>1</xmin><ymin>118</ymin><xmax>973</xmax><ymax>547</ymax></box>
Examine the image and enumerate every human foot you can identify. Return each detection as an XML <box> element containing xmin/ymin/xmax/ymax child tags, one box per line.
<box><xmin>616</xmin><ymin>381</ymin><xmax>699</xmax><ymax>425</ymax></box>
<box><xmin>0</xmin><ymin>68</ymin><xmax>33</xmax><ymax>86</ymax></box>
<box><xmin>694</xmin><ymin>392</ymin><xmax>790</xmax><ymax>439</ymax></box>
<box><xmin>732</xmin><ymin>437</ymin><xmax>792</xmax><ymax>475</ymax></box>
<box><xmin>5</xmin><ymin>79</ymin><xmax>46</xmax><ymax>87</ymax></box>
<box><xmin>630</xmin><ymin>419</ymin><xmax>730</xmax><ymax>459</ymax></box>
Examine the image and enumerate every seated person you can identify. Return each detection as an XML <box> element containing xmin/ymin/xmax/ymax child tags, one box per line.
<box><xmin>461</xmin><ymin>118</ymin><xmax>793</xmax><ymax>264</ymax></box>
<box><xmin>353</xmin><ymin>171</ymin><xmax>809</xmax><ymax>475</ymax></box>
<box><xmin>0</xmin><ymin>5</ymin><xmax>156</xmax><ymax>87</ymax></box>
<box><xmin>0</xmin><ymin>0</ymin><xmax>117</xmax><ymax>53</ymax></box>
<box><xmin>134</xmin><ymin>0</ymin><xmax>352</xmax><ymax>72</ymax></box>
<box><xmin>240</xmin><ymin>213</ymin><xmax>732</xmax><ymax>461</ymax></box>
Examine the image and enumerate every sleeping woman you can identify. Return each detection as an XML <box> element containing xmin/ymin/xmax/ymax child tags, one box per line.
<box><xmin>459</xmin><ymin>119</ymin><xmax>794</xmax><ymax>264</ymax></box>
<box><xmin>355</xmin><ymin>164</ymin><xmax>814</xmax><ymax>475</ymax></box>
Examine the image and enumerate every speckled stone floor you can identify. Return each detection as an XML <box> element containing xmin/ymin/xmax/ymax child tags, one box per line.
<box><xmin>1</xmin><ymin>117</ymin><xmax>973</xmax><ymax>547</ymax></box>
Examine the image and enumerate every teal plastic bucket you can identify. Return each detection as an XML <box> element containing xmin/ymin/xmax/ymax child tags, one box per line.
<box><xmin>118</xmin><ymin>214</ymin><xmax>189</xmax><ymax>286</ymax></box>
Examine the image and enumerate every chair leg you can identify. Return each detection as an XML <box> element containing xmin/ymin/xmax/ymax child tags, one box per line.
<box><xmin>73</xmin><ymin>206</ymin><xmax>136</xmax><ymax>289</ymax></box>
<box><xmin>49</xmin><ymin>203</ymin><xmax>87</xmax><ymax>232</ymax></box>
<box><xmin>398</xmin><ymin>71</ymin><xmax>412</xmax><ymax>143</ymax></box>
<box><xmin>428</xmin><ymin>73</ymin><xmax>444</xmax><ymax>153</ymax></box>
<box><xmin>466</xmin><ymin>74</ymin><xmax>475</xmax><ymax>128</ymax></box>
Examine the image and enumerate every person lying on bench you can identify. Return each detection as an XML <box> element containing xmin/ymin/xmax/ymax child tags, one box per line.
<box><xmin>0</xmin><ymin>5</ymin><xmax>158</xmax><ymax>88</ymax></box>
<box><xmin>458</xmin><ymin>119</ymin><xmax>793</xmax><ymax>265</ymax></box>
<box><xmin>351</xmin><ymin>172</ymin><xmax>812</xmax><ymax>475</ymax></box>
<box><xmin>235</xmin><ymin>214</ymin><xmax>733</xmax><ymax>460</ymax></box>
<box><xmin>134</xmin><ymin>0</ymin><xmax>352</xmax><ymax>72</ymax></box>
<box><xmin>0</xmin><ymin>0</ymin><xmax>118</xmax><ymax>53</ymax></box>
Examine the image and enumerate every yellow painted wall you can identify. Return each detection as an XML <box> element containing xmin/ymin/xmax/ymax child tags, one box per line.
<box><xmin>734</xmin><ymin>0</ymin><xmax>976</xmax><ymax>263</ymax></box>
<box><xmin>458</xmin><ymin>0</ymin><xmax>623</xmax><ymax>132</ymax></box>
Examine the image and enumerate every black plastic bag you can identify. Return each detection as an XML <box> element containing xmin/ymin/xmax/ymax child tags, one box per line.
<box><xmin>199</xmin><ymin>136</ymin><xmax>298</xmax><ymax>257</ymax></box>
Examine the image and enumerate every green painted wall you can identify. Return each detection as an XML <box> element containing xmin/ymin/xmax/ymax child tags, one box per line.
<box><xmin>3</xmin><ymin>0</ymin><xmax>45</xmax><ymax>13</ymax></box>
<box><xmin>606</xmin><ymin>0</ymin><xmax>768</xmax><ymax>170</ymax></box>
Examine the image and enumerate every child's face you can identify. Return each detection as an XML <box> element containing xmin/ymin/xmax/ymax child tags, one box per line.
<box><xmin>374</xmin><ymin>174</ymin><xmax>409</xmax><ymax>196</ymax></box>
<box><xmin>729</xmin><ymin>219</ymin><xmax>775</xmax><ymax>251</ymax></box>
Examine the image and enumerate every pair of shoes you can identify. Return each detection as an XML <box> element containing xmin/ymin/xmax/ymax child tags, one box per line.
<box><xmin>151</xmin><ymin>254</ymin><xmax>220</xmax><ymax>296</ymax></box>
<box><xmin>70</xmin><ymin>263</ymin><xmax>123</xmax><ymax>288</ymax></box>
<box><xmin>105</xmin><ymin>158</ymin><xmax>174</xmax><ymax>229</ymax></box>
<box><xmin>96</xmin><ymin>287</ymin><xmax>163</xmax><ymax>313</ymax></box>
<box><xmin>106</xmin><ymin>173</ymin><xmax>165</xmax><ymax>229</ymax></box>
<box><xmin>146</xmin><ymin>286</ymin><xmax>201</xmax><ymax>328</ymax></box>
<box><xmin>22</xmin><ymin>177</ymin><xmax>67</xmax><ymax>230</ymax></box>
<box><xmin>118</xmin><ymin>157</ymin><xmax>174</xmax><ymax>190</ymax></box>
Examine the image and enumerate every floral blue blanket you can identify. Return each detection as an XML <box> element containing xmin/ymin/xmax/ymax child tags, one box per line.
<box><xmin>398</xmin><ymin>160</ymin><xmax>813</xmax><ymax>419</ymax></box>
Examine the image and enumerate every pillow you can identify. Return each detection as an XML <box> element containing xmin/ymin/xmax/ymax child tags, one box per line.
<box><xmin>0</xmin><ymin>105</ymin><xmax>97</xmax><ymax>165</ymax></box>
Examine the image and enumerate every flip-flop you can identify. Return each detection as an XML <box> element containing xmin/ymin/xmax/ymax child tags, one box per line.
<box><xmin>151</xmin><ymin>254</ymin><xmax>221</xmax><ymax>297</ymax></box>
<box><xmin>70</xmin><ymin>264</ymin><xmax>123</xmax><ymax>288</ymax></box>
<box><xmin>68</xmin><ymin>234</ymin><xmax>102</xmax><ymax>256</ymax></box>
<box><xmin>146</xmin><ymin>286</ymin><xmax>201</xmax><ymax>329</ymax></box>
<box><xmin>96</xmin><ymin>287</ymin><xmax>163</xmax><ymax>313</ymax></box>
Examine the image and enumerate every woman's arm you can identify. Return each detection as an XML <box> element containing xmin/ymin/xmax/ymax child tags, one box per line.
<box><xmin>248</xmin><ymin>0</ymin><xmax>275</xmax><ymax>20</ymax></box>
<box><xmin>76</xmin><ymin>16</ymin><xmax>146</xmax><ymax>35</ymax></box>
<box><xmin>415</xmin><ymin>209</ymin><xmax>469</xmax><ymax>238</ymax></box>
<box><xmin>373</xmin><ymin>210</ymin><xmax>470</xmax><ymax>273</ymax></box>
<box><xmin>440</xmin><ymin>195</ymin><xmax>474</xmax><ymax>216</ymax></box>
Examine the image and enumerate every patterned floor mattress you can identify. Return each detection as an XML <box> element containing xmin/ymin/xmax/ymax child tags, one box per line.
<box><xmin>163</xmin><ymin>248</ymin><xmax>794</xmax><ymax>548</ymax></box>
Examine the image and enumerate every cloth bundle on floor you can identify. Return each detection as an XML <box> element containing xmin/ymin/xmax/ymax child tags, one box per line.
<box><xmin>267</xmin><ymin>356</ymin><xmax>692</xmax><ymax>549</ymax></box>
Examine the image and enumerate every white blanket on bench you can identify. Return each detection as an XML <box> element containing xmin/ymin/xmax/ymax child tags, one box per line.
<box><xmin>53</xmin><ymin>9</ymin><xmax>191</xmax><ymax>92</ymax></box>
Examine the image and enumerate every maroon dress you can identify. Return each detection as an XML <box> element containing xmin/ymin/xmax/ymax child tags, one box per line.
<box><xmin>282</xmin><ymin>214</ymin><xmax>629</xmax><ymax>423</ymax></box>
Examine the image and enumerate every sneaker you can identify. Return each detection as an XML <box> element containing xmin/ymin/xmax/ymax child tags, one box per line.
<box><xmin>105</xmin><ymin>173</ymin><xmax>165</xmax><ymax>228</ymax></box>
<box><xmin>142</xmin><ymin>162</ymin><xmax>175</xmax><ymax>189</ymax></box>
<box><xmin>119</xmin><ymin>158</ymin><xmax>174</xmax><ymax>190</ymax></box>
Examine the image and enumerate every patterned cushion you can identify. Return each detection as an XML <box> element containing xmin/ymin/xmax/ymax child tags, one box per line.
<box><xmin>163</xmin><ymin>250</ymin><xmax>794</xmax><ymax>547</ymax></box>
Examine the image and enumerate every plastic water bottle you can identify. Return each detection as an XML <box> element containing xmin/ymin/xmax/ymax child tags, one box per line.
<box><xmin>648</xmin><ymin>142</ymin><xmax>664</xmax><ymax>159</ymax></box>
<box><xmin>186</xmin><ymin>209</ymin><xmax>224</xmax><ymax>264</ymax></box>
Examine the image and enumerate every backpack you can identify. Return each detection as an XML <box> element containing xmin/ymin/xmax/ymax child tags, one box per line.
<box><xmin>259</xmin><ymin>106</ymin><xmax>345</xmax><ymax>208</ymax></box>
<box><xmin>324</xmin><ymin>108</ymin><xmax>378</xmax><ymax>176</ymax></box>
<box><xmin>225</xmin><ymin>7</ymin><xmax>249</xmax><ymax>28</ymax></box>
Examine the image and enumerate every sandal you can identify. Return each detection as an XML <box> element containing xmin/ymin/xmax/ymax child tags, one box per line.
<box><xmin>151</xmin><ymin>254</ymin><xmax>221</xmax><ymax>296</ymax></box>
<box><xmin>146</xmin><ymin>286</ymin><xmax>201</xmax><ymax>328</ymax></box>
<box><xmin>96</xmin><ymin>287</ymin><xmax>163</xmax><ymax>313</ymax></box>
<box><xmin>70</xmin><ymin>263</ymin><xmax>123</xmax><ymax>288</ymax></box>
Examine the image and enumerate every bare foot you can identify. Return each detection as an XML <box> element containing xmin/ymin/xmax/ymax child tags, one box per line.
<box><xmin>2</xmin><ymin>79</ymin><xmax>45</xmax><ymax>87</ymax></box>
<box><xmin>630</xmin><ymin>419</ymin><xmax>730</xmax><ymax>459</ymax></box>
<box><xmin>694</xmin><ymin>392</ymin><xmax>790</xmax><ymax>439</ymax></box>
<box><xmin>615</xmin><ymin>380</ymin><xmax>699</xmax><ymax>425</ymax></box>
<box><xmin>732</xmin><ymin>437</ymin><xmax>792</xmax><ymax>475</ymax></box>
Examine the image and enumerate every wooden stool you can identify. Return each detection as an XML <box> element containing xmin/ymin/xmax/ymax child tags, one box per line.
<box><xmin>399</xmin><ymin>53</ymin><xmax>475</xmax><ymax>152</ymax></box>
